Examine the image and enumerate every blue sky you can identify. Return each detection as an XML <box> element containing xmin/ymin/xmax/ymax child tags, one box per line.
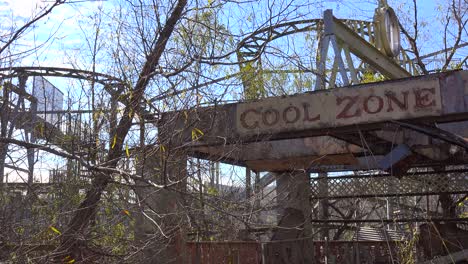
<box><xmin>1</xmin><ymin>0</ymin><xmax>461</xmax><ymax>75</ymax></box>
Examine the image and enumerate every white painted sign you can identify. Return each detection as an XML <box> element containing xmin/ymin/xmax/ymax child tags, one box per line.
<box><xmin>237</xmin><ymin>78</ymin><xmax>442</xmax><ymax>135</ymax></box>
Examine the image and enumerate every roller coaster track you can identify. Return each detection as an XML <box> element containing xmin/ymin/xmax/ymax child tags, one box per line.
<box><xmin>236</xmin><ymin>18</ymin><xmax>418</xmax><ymax>96</ymax></box>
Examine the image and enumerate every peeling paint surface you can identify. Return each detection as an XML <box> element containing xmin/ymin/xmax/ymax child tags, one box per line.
<box><xmin>236</xmin><ymin>78</ymin><xmax>442</xmax><ymax>136</ymax></box>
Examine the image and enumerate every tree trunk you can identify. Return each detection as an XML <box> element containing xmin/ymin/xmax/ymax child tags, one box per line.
<box><xmin>53</xmin><ymin>0</ymin><xmax>188</xmax><ymax>261</ymax></box>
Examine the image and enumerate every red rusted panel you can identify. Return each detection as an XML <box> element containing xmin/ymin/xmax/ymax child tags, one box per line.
<box><xmin>188</xmin><ymin>240</ymin><xmax>401</xmax><ymax>264</ymax></box>
<box><xmin>187</xmin><ymin>241</ymin><xmax>262</xmax><ymax>264</ymax></box>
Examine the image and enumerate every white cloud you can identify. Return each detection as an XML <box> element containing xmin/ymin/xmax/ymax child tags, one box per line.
<box><xmin>0</xmin><ymin>0</ymin><xmax>47</xmax><ymax>18</ymax></box>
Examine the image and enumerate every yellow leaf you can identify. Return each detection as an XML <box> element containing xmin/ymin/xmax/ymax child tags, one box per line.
<box><xmin>111</xmin><ymin>135</ymin><xmax>117</xmax><ymax>149</ymax></box>
<box><xmin>191</xmin><ymin>128</ymin><xmax>204</xmax><ymax>141</ymax></box>
<box><xmin>122</xmin><ymin>209</ymin><xmax>131</xmax><ymax>217</ymax></box>
<box><xmin>160</xmin><ymin>144</ymin><xmax>166</xmax><ymax>152</ymax></box>
<box><xmin>460</xmin><ymin>212</ymin><xmax>468</xmax><ymax>218</ymax></box>
<box><xmin>49</xmin><ymin>226</ymin><xmax>61</xmax><ymax>235</ymax></box>
<box><xmin>63</xmin><ymin>256</ymin><xmax>75</xmax><ymax>263</ymax></box>
<box><xmin>125</xmin><ymin>143</ymin><xmax>130</xmax><ymax>157</ymax></box>
<box><xmin>195</xmin><ymin>128</ymin><xmax>203</xmax><ymax>135</ymax></box>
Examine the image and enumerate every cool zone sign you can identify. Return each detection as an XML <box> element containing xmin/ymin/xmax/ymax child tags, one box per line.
<box><xmin>236</xmin><ymin>78</ymin><xmax>442</xmax><ymax>135</ymax></box>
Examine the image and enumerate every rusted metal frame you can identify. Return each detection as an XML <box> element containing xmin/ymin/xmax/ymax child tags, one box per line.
<box><xmin>334</xmin><ymin>135</ymin><xmax>388</xmax><ymax>155</ymax></box>
<box><xmin>186</xmin><ymin>122</ymin><xmax>393</xmax><ymax>148</ymax></box>
<box><xmin>1</xmin><ymin>83</ymin><xmax>28</xmax><ymax>135</ymax></box>
<box><xmin>314</xmin><ymin>23</ymin><xmax>331</xmax><ymax>90</ymax></box>
<box><xmin>331</xmin><ymin>44</ymin><xmax>350</xmax><ymax>87</ymax></box>
<box><xmin>2</xmin><ymin>82</ymin><xmax>37</xmax><ymax>103</ymax></box>
<box><xmin>316</xmin><ymin>10</ymin><xmax>350</xmax><ymax>89</ymax></box>
<box><xmin>332</xmin><ymin>14</ymin><xmax>412</xmax><ymax>79</ymax></box>
<box><xmin>188</xmin><ymin>150</ymin><xmax>246</xmax><ymax>167</ymax></box>
<box><xmin>16</xmin><ymin>74</ymin><xmax>38</xmax><ymax>187</ymax></box>
<box><xmin>9</xmin><ymin>109</ymin><xmax>88</xmax><ymax>153</ymax></box>
<box><xmin>4</xmin><ymin>164</ymin><xmax>30</xmax><ymax>174</ymax></box>
<box><xmin>331</xmin><ymin>130</ymin><xmax>393</xmax><ymax>155</ymax></box>
<box><xmin>235</xmin><ymin>17</ymin><xmax>374</xmax><ymax>91</ymax></box>
<box><xmin>367</xmin><ymin>21</ymin><xmax>374</xmax><ymax>44</ymax></box>
<box><xmin>392</xmin><ymin>120</ymin><xmax>468</xmax><ymax>150</ymax></box>
<box><xmin>237</xmin><ymin>20</ymin><xmax>321</xmax><ymax>53</ymax></box>
<box><xmin>236</xmin><ymin>15</ymin><xmax>413</xmax><ymax>89</ymax></box>
<box><xmin>238</xmin><ymin>21</ymin><xmax>321</xmax><ymax>60</ymax></box>
<box><xmin>370</xmin><ymin>196</ymin><xmax>440</xmax><ymax>216</ymax></box>
<box><xmin>0</xmin><ymin>67</ymin><xmax>123</xmax><ymax>87</ymax></box>
<box><xmin>0</xmin><ymin>67</ymin><xmax>157</xmax><ymax>122</ymax></box>
<box><xmin>255</xmin><ymin>172</ymin><xmax>276</xmax><ymax>189</ymax></box>
<box><xmin>237</xmin><ymin>19</ymin><xmax>376</xmax><ymax>57</ymax></box>
<box><xmin>342</xmin><ymin>43</ymin><xmax>359</xmax><ymax>84</ymax></box>
<box><xmin>329</xmin><ymin>51</ymin><xmax>340</xmax><ymax>88</ymax></box>
<box><xmin>378</xmin><ymin>143</ymin><xmax>413</xmax><ymax>172</ymax></box>
<box><xmin>398</xmin><ymin>49</ymin><xmax>419</xmax><ymax>75</ymax></box>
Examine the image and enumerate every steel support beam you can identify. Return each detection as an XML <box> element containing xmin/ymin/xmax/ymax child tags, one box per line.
<box><xmin>331</xmin><ymin>11</ymin><xmax>411</xmax><ymax>79</ymax></box>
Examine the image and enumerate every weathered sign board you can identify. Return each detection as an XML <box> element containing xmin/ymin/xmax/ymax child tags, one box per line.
<box><xmin>157</xmin><ymin>70</ymin><xmax>468</xmax><ymax>171</ymax></box>
<box><xmin>160</xmin><ymin>71</ymin><xmax>468</xmax><ymax>146</ymax></box>
<box><xmin>237</xmin><ymin>78</ymin><xmax>441</xmax><ymax>136</ymax></box>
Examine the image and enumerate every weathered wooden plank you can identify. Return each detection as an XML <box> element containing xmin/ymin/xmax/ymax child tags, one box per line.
<box><xmin>245</xmin><ymin>154</ymin><xmax>358</xmax><ymax>172</ymax></box>
<box><xmin>192</xmin><ymin>136</ymin><xmax>362</xmax><ymax>162</ymax></box>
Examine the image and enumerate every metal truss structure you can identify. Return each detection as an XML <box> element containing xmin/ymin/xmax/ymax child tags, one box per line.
<box><xmin>160</xmin><ymin>7</ymin><xmax>468</xmax><ymax>232</ymax></box>
<box><xmin>0</xmin><ymin>67</ymin><xmax>130</xmax><ymax>186</ymax></box>
<box><xmin>236</xmin><ymin>12</ymin><xmax>419</xmax><ymax>98</ymax></box>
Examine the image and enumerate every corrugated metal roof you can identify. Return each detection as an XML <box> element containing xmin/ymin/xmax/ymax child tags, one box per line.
<box><xmin>353</xmin><ymin>227</ymin><xmax>405</xmax><ymax>241</ymax></box>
